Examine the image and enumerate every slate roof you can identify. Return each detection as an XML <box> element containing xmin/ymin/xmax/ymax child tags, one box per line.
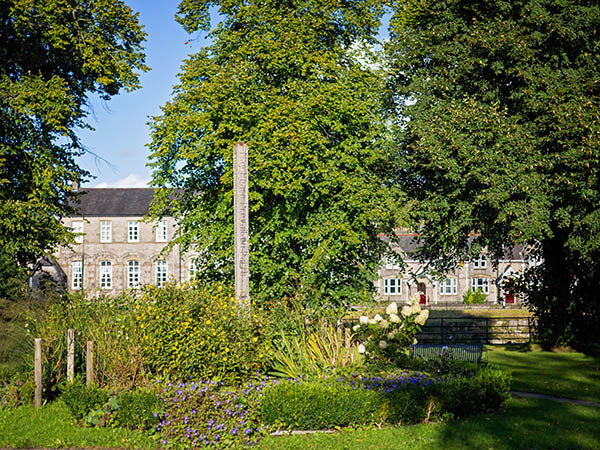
<box><xmin>71</xmin><ymin>188</ymin><xmax>156</xmax><ymax>217</ymax></box>
<box><xmin>382</xmin><ymin>232</ymin><xmax>527</xmax><ymax>261</ymax></box>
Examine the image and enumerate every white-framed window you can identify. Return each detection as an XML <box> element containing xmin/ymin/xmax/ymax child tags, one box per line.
<box><xmin>72</xmin><ymin>221</ymin><xmax>84</xmax><ymax>244</ymax></box>
<box><xmin>100</xmin><ymin>261</ymin><xmax>112</xmax><ymax>289</ymax></box>
<box><xmin>127</xmin><ymin>260</ymin><xmax>140</xmax><ymax>288</ymax></box>
<box><xmin>100</xmin><ymin>221</ymin><xmax>112</xmax><ymax>243</ymax></box>
<box><xmin>385</xmin><ymin>255</ymin><xmax>401</xmax><ymax>270</ymax></box>
<box><xmin>188</xmin><ymin>258</ymin><xmax>200</xmax><ymax>281</ymax></box>
<box><xmin>155</xmin><ymin>260</ymin><xmax>168</xmax><ymax>286</ymax></box>
<box><xmin>471</xmin><ymin>277</ymin><xmax>489</xmax><ymax>294</ymax></box>
<box><xmin>472</xmin><ymin>254</ymin><xmax>487</xmax><ymax>269</ymax></box>
<box><xmin>156</xmin><ymin>220</ymin><xmax>167</xmax><ymax>242</ymax></box>
<box><xmin>128</xmin><ymin>221</ymin><xmax>139</xmax><ymax>242</ymax></box>
<box><xmin>72</xmin><ymin>261</ymin><xmax>83</xmax><ymax>289</ymax></box>
<box><xmin>439</xmin><ymin>278</ymin><xmax>458</xmax><ymax>295</ymax></box>
<box><xmin>383</xmin><ymin>278</ymin><xmax>402</xmax><ymax>295</ymax></box>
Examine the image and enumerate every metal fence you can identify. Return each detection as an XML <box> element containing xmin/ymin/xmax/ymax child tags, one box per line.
<box><xmin>416</xmin><ymin>317</ymin><xmax>532</xmax><ymax>345</ymax></box>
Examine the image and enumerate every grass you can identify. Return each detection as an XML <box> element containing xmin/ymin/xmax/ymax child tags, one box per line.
<box><xmin>0</xmin><ymin>401</ymin><xmax>157</xmax><ymax>449</ymax></box>
<box><xmin>259</xmin><ymin>397</ymin><xmax>600</xmax><ymax>449</ymax></box>
<box><xmin>486</xmin><ymin>345</ymin><xmax>600</xmax><ymax>402</ymax></box>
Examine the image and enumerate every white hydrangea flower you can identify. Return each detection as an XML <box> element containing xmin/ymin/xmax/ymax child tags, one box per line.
<box><xmin>415</xmin><ymin>310</ymin><xmax>429</xmax><ymax>325</ymax></box>
<box><xmin>379</xmin><ymin>340</ymin><xmax>388</xmax><ymax>349</ymax></box>
<box><xmin>368</xmin><ymin>318</ymin><xmax>377</xmax><ymax>325</ymax></box>
<box><xmin>373</xmin><ymin>314</ymin><xmax>383</xmax><ymax>322</ymax></box>
<box><xmin>385</xmin><ymin>302</ymin><xmax>398</xmax><ymax>315</ymax></box>
<box><xmin>387</xmin><ymin>331</ymin><xmax>396</xmax><ymax>340</ymax></box>
<box><xmin>389</xmin><ymin>313</ymin><xmax>400</xmax><ymax>323</ymax></box>
<box><xmin>379</xmin><ymin>319</ymin><xmax>389</xmax><ymax>329</ymax></box>
<box><xmin>358</xmin><ymin>343</ymin><xmax>366</xmax><ymax>354</ymax></box>
<box><xmin>352</xmin><ymin>324</ymin><xmax>360</xmax><ymax>332</ymax></box>
<box><xmin>359</xmin><ymin>315</ymin><xmax>369</xmax><ymax>325</ymax></box>
<box><xmin>401</xmin><ymin>305</ymin><xmax>412</xmax><ymax>318</ymax></box>
<box><xmin>411</xmin><ymin>303</ymin><xmax>421</xmax><ymax>315</ymax></box>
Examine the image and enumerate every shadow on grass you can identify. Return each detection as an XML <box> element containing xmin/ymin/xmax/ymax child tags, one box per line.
<box><xmin>259</xmin><ymin>398</ymin><xmax>600</xmax><ymax>450</ymax></box>
<box><xmin>438</xmin><ymin>397</ymin><xmax>600</xmax><ymax>449</ymax></box>
<box><xmin>500</xmin><ymin>343</ymin><xmax>532</xmax><ymax>352</ymax></box>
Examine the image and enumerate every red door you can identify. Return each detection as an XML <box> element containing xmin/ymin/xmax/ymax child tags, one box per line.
<box><xmin>505</xmin><ymin>292</ymin><xmax>515</xmax><ymax>304</ymax></box>
<box><xmin>417</xmin><ymin>282</ymin><xmax>427</xmax><ymax>304</ymax></box>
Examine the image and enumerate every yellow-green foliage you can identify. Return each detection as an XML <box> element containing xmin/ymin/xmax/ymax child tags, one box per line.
<box><xmin>271</xmin><ymin>324</ymin><xmax>363</xmax><ymax>379</ymax></box>
<box><xmin>28</xmin><ymin>293</ymin><xmax>145</xmax><ymax>392</ymax></box>
<box><xmin>136</xmin><ymin>282</ymin><xmax>272</xmax><ymax>383</ymax></box>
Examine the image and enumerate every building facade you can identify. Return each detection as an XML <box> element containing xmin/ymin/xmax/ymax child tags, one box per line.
<box><xmin>376</xmin><ymin>234</ymin><xmax>532</xmax><ymax>307</ymax></box>
<box><xmin>53</xmin><ymin>188</ymin><xmax>199</xmax><ymax>293</ymax></box>
<box><xmin>53</xmin><ymin>188</ymin><xmax>530</xmax><ymax>305</ymax></box>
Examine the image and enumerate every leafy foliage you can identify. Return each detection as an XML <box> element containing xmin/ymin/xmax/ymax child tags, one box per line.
<box><xmin>0</xmin><ymin>0</ymin><xmax>148</xmax><ymax>268</ymax></box>
<box><xmin>148</xmin><ymin>0</ymin><xmax>405</xmax><ymax>306</ymax></box>
<box><xmin>260</xmin><ymin>379</ymin><xmax>384</xmax><ymax>430</ymax></box>
<box><xmin>137</xmin><ymin>282</ymin><xmax>272</xmax><ymax>384</ymax></box>
<box><xmin>155</xmin><ymin>377</ymin><xmax>267</xmax><ymax>448</ymax></box>
<box><xmin>61</xmin><ymin>378</ymin><xmax>108</xmax><ymax>421</ymax></box>
<box><xmin>463</xmin><ymin>289</ymin><xmax>486</xmax><ymax>305</ymax></box>
<box><xmin>353</xmin><ymin>301</ymin><xmax>428</xmax><ymax>364</ymax></box>
<box><xmin>387</xmin><ymin>0</ymin><xmax>600</xmax><ymax>345</ymax></box>
<box><xmin>27</xmin><ymin>292</ymin><xmax>146</xmax><ymax>393</ymax></box>
<box><xmin>260</xmin><ymin>368</ymin><xmax>510</xmax><ymax>429</ymax></box>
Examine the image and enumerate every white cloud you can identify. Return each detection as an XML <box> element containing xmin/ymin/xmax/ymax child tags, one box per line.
<box><xmin>94</xmin><ymin>173</ymin><xmax>151</xmax><ymax>188</ymax></box>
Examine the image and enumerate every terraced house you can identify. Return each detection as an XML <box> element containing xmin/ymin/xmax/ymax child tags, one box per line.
<box><xmin>376</xmin><ymin>234</ymin><xmax>534</xmax><ymax>307</ymax></box>
<box><xmin>53</xmin><ymin>188</ymin><xmax>531</xmax><ymax>305</ymax></box>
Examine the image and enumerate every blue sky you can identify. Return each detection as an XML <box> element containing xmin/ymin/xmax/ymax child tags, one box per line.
<box><xmin>78</xmin><ymin>1</ymin><xmax>213</xmax><ymax>188</ymax></box>
<box><xmin>78</xmin><ymin>2</ymin><xmax>390</xmax><ymax>188</ymax></box>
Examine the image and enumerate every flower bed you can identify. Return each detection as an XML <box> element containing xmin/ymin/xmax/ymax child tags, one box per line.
<box><xmin>151</xmin><ymin>366</ymin><xmax>510</xmax><ymax>448</ymax></box>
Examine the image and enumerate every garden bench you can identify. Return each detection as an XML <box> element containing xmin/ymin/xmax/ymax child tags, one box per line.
<box><xmin>409</xmin><ymin>343</ymin><xmax>483</xmax><ymax>362</ymax></box>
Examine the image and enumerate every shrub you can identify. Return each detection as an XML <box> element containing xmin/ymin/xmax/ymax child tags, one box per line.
<box><xmin>395</xmin><ymin>354</ymin><xmax>484</xmax><ymax>376</ymax></box>
<box><xmin>61</xmin><ymin>379</ymin><xmax>108</xmax><ymax>421</ymax></box>
<box><xmin>138</xmin><ymin>282</ymin><xmax>273</xmax><ymax>384</ymax></box>
<box><xmin>463</xmin><ymin>289</ymin><xmax>486</xmax><ymax>305</ymax></box>
<box><xmin>260</xmin><ymin>379</ymin><xmax>385</xmax><ymax>429</ymax></box>
<box><xmin>260</xmin><ymin>368</ymin><xmax>510</xmax><ymax>431</ymax></box>
<box><xmin>0</xmin><ymin>375</ymin><xmax>34</xmax><ymax>409</ymax></box>
<box><xmin>352</xmin><ymin>300</ymin><xmax>429</xmax><ymax>365</ymax></box>
<box><xmin>113</xmin><ymin>389</ymin><xmax>160</xmax><ymax>431</ymax></box>
<box><xmin>435</xmin><ymin>367</ymin><xmax>511</xmax><ymax>416</ymax></box>
<box><xmin>154</xmin><ymin>378</ymin><xmax>267</xmax><ymax>448</ymax></box>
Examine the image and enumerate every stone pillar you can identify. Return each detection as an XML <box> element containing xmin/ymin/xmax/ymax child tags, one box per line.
<box><xmin>233</xmin><ymin>142</ymin><xmax>250</xmax><ymax>311</ymax></box>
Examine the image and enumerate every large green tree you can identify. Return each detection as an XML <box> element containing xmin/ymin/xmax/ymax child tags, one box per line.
<box><xmin>149</xmin><ymin>0</ymin><xmax>404</xmax><ymax>305</ymax></box>
<box><xmin>387</xmin><ymin>0</ymin><xmax>599</xmax><ymax>345</ymax></box>
<box><xmin>0</xmin><ymin>0</ymin><xmax>147</xmax><ymax>271</ymax></box>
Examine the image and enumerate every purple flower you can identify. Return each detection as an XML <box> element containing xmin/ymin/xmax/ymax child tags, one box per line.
<box><xmin>232</xmin><ymin>427</ymin><xmax>238</xmax><ymax>435</ymax></box>
<box><xmin>245</xmin><ymin>428</ymin><xmax>252</xmax><ymax>435</ymax></box>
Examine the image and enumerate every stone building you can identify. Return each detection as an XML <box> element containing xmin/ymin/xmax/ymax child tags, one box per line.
<box><xmin>53</xmin><ymin>188</ymin><xmax>531</xmax><ymax>304</ymax></box>
<box><xmin>375</xmin><ymin>233</ymin><xmax>532</xmax><ymax>307</ymax></box>
<box><xmin>53</xmin><ymin>188</ymin><xmax>199</xmax><ymax>293</ymax></box>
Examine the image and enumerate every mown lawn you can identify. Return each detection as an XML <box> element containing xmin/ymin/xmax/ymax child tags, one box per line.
<box><xmin>260</xmin><ymin>397</ymin><xmax>600</xmax><ymax>449</ymax></box>
<box><xmin>0</xmin><ymin>401</ymin><xmax>156</xmax><ymax>449</ymax></box>
<box><xmin>487</xmin><ymin>345</ymin><xmax>600</xmax><ymax>402</ymax></box>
